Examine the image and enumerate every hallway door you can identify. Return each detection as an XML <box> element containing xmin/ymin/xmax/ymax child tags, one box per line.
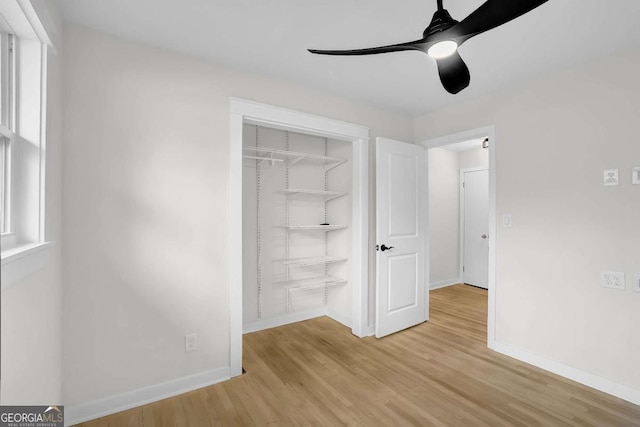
<box><xmin>462</xmin><ymin>169</ymin><xmax>489</xmax><ymax>289</ymax></box>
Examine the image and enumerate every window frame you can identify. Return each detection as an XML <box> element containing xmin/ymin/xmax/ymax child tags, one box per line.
<box><xmin>0</xmin><ymin>0</ymin><xmax>54</xmax><ymax>289</ymax></box>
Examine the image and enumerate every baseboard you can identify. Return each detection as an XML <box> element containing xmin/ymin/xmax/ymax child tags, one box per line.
<box><xmin>430</xmin><ymin>278</ymin><xmax>460</xmax><ymax>290</ymax></box>
<box><xmin>65</xmin><ymin>366</ymin><xmax>230</xmax><ymax>426</ymax></box>
<box><xmin>326</xmin><ymin>308</ymin><xmax>352</xmax><ymax>329</ymax></box>
<box><xmin>493</xmin><ymin>342</ymin><xmax>640</xmax><ymax>406</ymax></box>
<box><xmin>243</xmin><ymin>308</ymin><xmax>326</xmax><ymax>334</ymax></box>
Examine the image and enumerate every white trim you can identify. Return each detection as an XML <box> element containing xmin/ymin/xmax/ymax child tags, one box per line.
<box><xmin>229</xmin><ymin>98</ymin><xmax>370</xmax><ymax>141</ymax></box>
<box><xmin>64</xmin><ymin>367</ymin><xmax>231</xmax><ymax>427</ymax></box>
<box><xmin>424</xmin><ymin>146</ymin><xmax>431</xmax><ymax>322</ymax></box>
<box><xmin>459</xmin><ymin>167</ymin><xmax>488</xmax><ymax>287</ymax></box>
<box><xmin>38</xmin><ymin>42</ymin><xmax>47</xmax><ymax>241</ymax></box>
<box><xmin>1</xmin><ymin>240</ymin><xmax>53</xmax><ymax>289</ymax></box>
<box><xmin>17</xmin><ymin>0</ymin><xmax>54</xmax><ymax>48</ymax></box>
<box><xmin>420</xmin><ymin>125</ymin><xmax>497</xmax><ymax>349</ymax></box>
<box><xmin>430</xmin><ymin>278</ymin><xmax>460</xmax><ymax>290</ymax></box>
<box><xmin>493</xmin><ymin>342</ymin><xmax>640</xmax><ymax>406</ymax></box>
<box><xmin>243</xmin><ymin>308</ymin><xmax>327</xmax><ymax>334</ymax></box>
<box><xmin>487</xmin><ymin>130</ymin><xmax>497</xmax><ymax>349</ymax></box>
<box><xmin>0</xmin><ymin>1</ymin><xmax>37</xmax><ymax>40</ymax></box>
<box><xmin>1</xmin><ymin>232</ymin><xmax>17</xmax><ymax>249</ymax></box>
<box><xmin>228</xmin><ymin>113</ymin><xmax>243</xmax><ymax>377</ymax></box>
<box><xmin>228</xmin><ymin>98</ymin><xmax>371</xmax><ymax>378</ymax></box>
<box><xmin>351</xmin><ymin>138</ymin><xmax>368</xmax><ymax>337</ymax></box>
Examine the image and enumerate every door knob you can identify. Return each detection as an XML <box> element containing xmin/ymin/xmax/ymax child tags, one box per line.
<box><xmin>380</xmin><ymin>244</ymin><xmax>394</xmax><ymax>252</ymax></box>
<box><xmin>481</xmin><ymin>234</ymin><xmax>488</xmax><ymax>239</ymax></box>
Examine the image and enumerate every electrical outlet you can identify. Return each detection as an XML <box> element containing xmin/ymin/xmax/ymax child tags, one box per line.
<box><xmin>600</xmin><ymin>271</ymin><xmax>625</xmax><ymax>290</ymax></box>
<box><xmin>185</xmin><ymin>333</ymin><xmax>198</xmax><ymax>352</ymax></box>
<box><xmin>633</xmin><ymin>274</ymin><xmax>640</xmax><ymax>293</ymax></box>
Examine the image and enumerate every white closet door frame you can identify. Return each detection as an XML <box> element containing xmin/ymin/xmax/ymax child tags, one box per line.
<box><xmin>229</xmin><ymin>98</ymin><xmax>371</xmax><ymax>377</ymax></box>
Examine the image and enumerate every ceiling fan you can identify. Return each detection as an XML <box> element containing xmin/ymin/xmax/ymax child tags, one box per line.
<box><xmin>308</xmin><ymin>0</ymin><xmax>549</xmax><ymax>94</ymax></box>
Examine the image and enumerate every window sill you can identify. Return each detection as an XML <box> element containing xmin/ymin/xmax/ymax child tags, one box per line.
<box><xmin>1</xmin><ymin>241</ymin><xmax>54</xmax><ymax>291</ymax></box>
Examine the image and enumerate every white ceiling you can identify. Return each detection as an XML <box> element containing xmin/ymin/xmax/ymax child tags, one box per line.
<box><xmin>60</xmin><ymin>1</ymin><xmax>640</xmax><ymax>117</ymax></box>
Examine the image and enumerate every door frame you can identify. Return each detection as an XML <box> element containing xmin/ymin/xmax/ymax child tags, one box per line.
<box><xmin>459</xmin><ymin>167</ymin><xmax>489</xmax><ymax>287</ymax></box>
<box><xmin>229</xmin><ymin>98</ymin><xmax>371</xmax><ymax>377</ymax></box>
<box><xmin>420</xmin><ymin>126</ymin><xmax>497</xmax><ymax>349</ymax></box>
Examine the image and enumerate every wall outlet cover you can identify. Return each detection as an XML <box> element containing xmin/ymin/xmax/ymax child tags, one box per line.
<box><xmin>600</xmin><ymin>270</ymin><xmax>625</xmax><ymax>290</ymax></box>
<box><xmin>633</xmin><ymin>274</ymin><xmax>640</xmax><ymax>293</ymax></box>
<box><xmin>604</xmin><ymin>169</ymin><xmax>619</xmax><ymax>186</ymax></box>
<box><xmin>185</xmin><ymin>333</ymin><xmax>198</xmax><ymax>352</ymax></box>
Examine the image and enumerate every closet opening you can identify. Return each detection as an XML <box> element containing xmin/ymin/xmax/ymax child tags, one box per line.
<box><xmin>229</xmin><ymin>98</ymin><xmax>370</xmax><ymax>377</ymax></box>
<box><xmin>242</xmin><ymin>126</ymin><xmax>352</xmax><ymax>332</ymax></box>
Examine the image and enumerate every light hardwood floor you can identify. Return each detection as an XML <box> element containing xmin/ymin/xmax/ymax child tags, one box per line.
<box><xmin>76</xmin><ymin>284</ymin><xmax>640</xmax><ymax>426</ymax></box>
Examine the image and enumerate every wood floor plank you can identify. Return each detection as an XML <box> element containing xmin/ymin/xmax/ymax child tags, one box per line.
<box><xmin>105</xmin><ymin>407</ymin><xmax>143</xmax><ymax>427</ymax></box>
<box><xmin>72</xmin><ymin>284</ymin><xmax>640</xmax><ymax>426</ymax></box>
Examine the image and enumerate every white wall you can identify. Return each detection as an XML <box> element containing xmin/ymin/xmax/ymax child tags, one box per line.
<box><xmin>458</xmin><ymin>148</ymin><xmax>488</xmax><ymax>170</ymax></box>
<box><xmin>427</xmin><ymin>148</ymin><xmax>459</xmax><ymax>287</ymax></box>
<box><xmin>61</xmin><ymin>25</ymin><xmax>411</xmax><ymax>407</ymax></box>
<box><xmin>415</xmin><ymin>49</ymin><xmax>640</xmax><ymax>392</ymax></box>
<box><xmin>0</xmin><ymin>1</ymin><xmax>63</xmax><ymax>405</ymax></box>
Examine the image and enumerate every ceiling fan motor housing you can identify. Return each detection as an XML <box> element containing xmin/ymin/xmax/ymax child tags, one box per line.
<box><xmin>424</xmin><ymin>9</ymin><xmax>458</xmax><ymax>39</ymax></box>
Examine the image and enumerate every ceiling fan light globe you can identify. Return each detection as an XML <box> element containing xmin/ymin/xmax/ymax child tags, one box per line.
<box><xmin>427</xmin><ymin>40</ymin><xmax>458</xmax><ymax>59</ymax></box>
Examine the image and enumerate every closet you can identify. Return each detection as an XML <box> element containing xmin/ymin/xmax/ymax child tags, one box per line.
<box><xmin>242</xmin><ymin>124</ymin><xmax>353</xmax><ymax>332</ymax></box>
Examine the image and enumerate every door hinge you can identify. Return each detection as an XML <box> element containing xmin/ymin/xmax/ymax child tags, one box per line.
<box><xmin>462</xmin><ymin>181</ymin><xmax>465</xmax><ymax>189</ymax></box>
<box><xmin>462</xmin><ymin>266</ymin><xmax>465</xmax><ymax>272</ymax></box>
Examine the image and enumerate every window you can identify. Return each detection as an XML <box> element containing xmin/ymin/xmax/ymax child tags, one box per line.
<box><xmin>0</xmin><ymin>0</ymin><xmax>53</xmax><ymax>289</ymax></box>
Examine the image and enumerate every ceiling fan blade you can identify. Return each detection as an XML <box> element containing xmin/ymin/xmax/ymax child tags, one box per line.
<box><xmin>451</xmin><ymin>0</ymin><xmax>548</xmax><ymax>43</ymax></box>
<box><xmin>435</xmin><ymin>51</ymin><xmax>470</xmax><ymax>94</ymax></box>
<box><xmin>308</xmin><ymin>39</ymin><xmax>426</xmax><ymax>56</ymax></box>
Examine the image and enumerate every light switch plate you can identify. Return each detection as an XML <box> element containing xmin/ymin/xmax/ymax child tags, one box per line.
<box><xmin>604</xmin><ymin>169</ymin><xmax>619</xmax><ymax>186</ymax></box>
<box><xmin>632</xmin><ymin>167</ymin><xmax>640</xmax><ymax>185</ymax></box>
<box><xmin>502</xmin><ymin>214</ymin><xmax>512</xmax><ymax>228</ymax></box>
<box><xmin>633</xmin><ymin>274</ymin><xmax>640</xmax><ymax>293</ymax></box>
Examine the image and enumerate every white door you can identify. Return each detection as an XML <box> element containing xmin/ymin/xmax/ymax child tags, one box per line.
<box><xmin>462</xmin><ymin>169</ymin><xmax>489</xmax><ymax>289</ymax></box>
<box><xmin>375</xmin><ymin>138</ymin><xmax>428</xmax><ymax>338</ymax></box>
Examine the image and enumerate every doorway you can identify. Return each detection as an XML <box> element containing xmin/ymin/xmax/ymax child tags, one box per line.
<box><xmin>421</xmin><ymin>126</ymin><xmax>497</xmax><ymax>348</ymax></box>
